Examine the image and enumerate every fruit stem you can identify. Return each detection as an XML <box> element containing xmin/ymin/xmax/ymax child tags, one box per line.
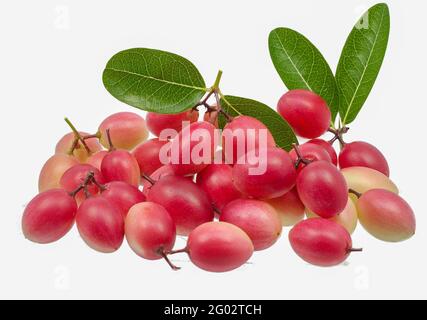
<box><xmin>142</xmin><ymin>173</ymin><xmax>156</xmax><ymax>186</ymax></box>
<box><xmin>348</xmin><ymin>248</ymin><xmax>363</xmax><ymax>253</ymax></box>
<box><xmin>292</xmin><ymin>143</ymin><xmax>312</xmax><ymax>168</ymax></box>
<box><xmin>348</xmin><ymin>188</ymin><xmax>362</xmax><ymax>199</ymax></box>
<box><xmin>328</xmin><ymin>126</ymin><xmax>349</xmax><ymax>149</ymax></box>
<box><xmin>91</xmin><ymin>176</ymin><xmax>107</xmax><ymax>192</ymax></box>
<box><xmin>69</xmin><ymin>171</ymin><xmax>95</xmax><ymax>198</ymax></box>
<box><xmin>214</xmin><ymin>91</ymin><xmax>234</xmax><ymax>123</ymax></box>
<box><xmin>167</xmin><ymin>247</ymin><xmax>188</xmax><ymax>255</ymax></box>
<box><xmin>106</xmin><ymin>128</ymin><xmax>115</xmax><ymax>151</ymax></box>
<box><xmin>64</xmin><ymin>117</ymin><xmax>92</xmax><ymax>154</ymax></box>
<box><xmin>83</xmin><ymin>133</ymin><xmax>101</xmax><ymax>140</ymax></box>
<box><xmin>212</xmin><ymin>70</ymin><xmax>223</xmax><ymax>90</ymax></box>
<box><xmin>158</xmin><ymin>249</ymin><xmax>181</xmax><ymax>271</ymax></box>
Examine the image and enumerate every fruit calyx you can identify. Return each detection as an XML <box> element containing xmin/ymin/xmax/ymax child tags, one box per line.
<box><xmin>292</xmin><ymin>143</ymin><xmax>313</xmax><ymax>168</ymax></box>
<box><xmin>328</xmin><ymin>126</ymin><xmax>349</xmax><ymax>148</ymax></box>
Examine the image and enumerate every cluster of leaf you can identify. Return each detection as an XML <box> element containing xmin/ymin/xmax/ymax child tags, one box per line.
<box><xmin>102</xmin><ymin>3</ymin><xmax>390</xmax><ymax>151</ymax></box>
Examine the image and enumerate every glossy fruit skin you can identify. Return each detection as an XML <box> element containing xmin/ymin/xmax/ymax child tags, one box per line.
<box><xmin>60</xmin><ymin>164</ymin><xmax>105</xmax><ymax>205</ymax></box>
<box><xmin>125</xmin><ymin>202</ymin><xmax>176</xmax><ymax>260</ymax></box>
<box><xmin>196</xmin><ymin>164</ymin><xmax>242</xmax><ymax>211</ymax></box>
<box><xmin>307</xmin><ymin>139</ymin><xmax>337</xmax><ymax>166</ymax></box>
<box><xmin>187</xmin><ymin>222</ymin><xmax>254</xmax><ymax>273</ymax></box>
<box><xmin>277</xmin><ymin>89</ymin><xmax>331</xmax><ymax>139</ymax></box>
<box><xmin>38</xmin><ymin>154</ymin><xmax>79</xmax><ymax>192</ymax></box>
<box><xmin>289</xmin><ymin>143</ymin><xmax>332</xmax><ymax>172</ymax></box>
<box><xmin>22</xmin><ymin>189</ymin><xmax>77</xmax><ymax>244</ymax></box>
<box><xmin>307</xmin><ymin>197</ymin><xmax>358</xmax><ymax>234</ymax></box>
<box><xmin>169</xmin><ymin>121</ymin><xmax>217</xmax><ymax>176</ymax></box>
<box><xmin>147</xmin><ymin>175</ymin><xmax>214</xmax><ymax>235</ymax></box>
<box><xmin>297</xmin><ymin>161</ymin><xmax>348</xmax><ymax>218</ymax></box>
<box><xmin>223</xmin><ymin>115</ymin><xmax>276</xmax><ymax>164</ymax></box>
<box><xmin>341</xmin><ymin>167</ymin><xmax>398</xmax><ymax>200</ymax></box>
<box><xmin>232</xmin><ymin>147</ymin><xmax>297</xmax><ymax>199</ymax></box>
<box><xmin>141</xmin><ymin>165</ymin><xmax>194</xmax><ymax>196</ymax></box>
<box><xmin>101</xmin><ymin>150</ymin><xmax>140</xmax><ymax>187</ymax></box>
<box><xmin>132</xmin><ymin>138</ymin><xmax>170</xmax><ymax>176</ymax></box>
<box><xmin>146</xmin><ymin>110</ymin><xmax>199</xmax><ymax>138</ymax></box>
<box><xmin>357</xmin><ymin>189</ymin><xmax>416</xmax><ymax>242</ymax></box>
<box><xmin>101</xmin><ymin>181</ymin><xmax>146</xmax><ymax>218</ymax></box>
<box><xmin>98</xmin><ymin>112</ymin><xmax>148</xmax><ymax>150</ymax></box>
<box><xmin>56</xmin><ymin>132</ymin><xmax>103</xmax><ymax>163</ymax></box>
<box><xmin>289</xmin><ymin>218</ymin><xmax>353</xmax><ymax>267</ymax></box>
<box><xmin>86</xmin><ymin>151</ymin><xmax>109</xmax><ymax>171</ymax></box>
<box><xmin>76</xmin><ymin>197</ymin><xmax>124</xmax><ymax>253</ymax></box>
<box><xmin>339</xmin><ymin>141</ymin><xmax>390</xmax><ymax>176</ymax></box>
<box><xmin>220</xmin><ymin>199</ymin><xmax>282</xmax><ymax>251</ymax></box>
<box><xmin>266</xmin><ymin>188</ymin><xmax>305</xmax><ymax>226</ymax></box>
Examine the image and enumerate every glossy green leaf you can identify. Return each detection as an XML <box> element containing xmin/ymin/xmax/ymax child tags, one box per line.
<box><xmin>219</xmin><ymin>95</ymin><xmax>297</xmax><ymax>151</ymax></box>
<box><xmin>269</xmin><ymin>27</ymin><xmax>339</xmax><ymax>120</ymax></box>
<box><xmin>103</xmin><ymin>48</ymin><xmax>207</xmax><ymax>114</ymax></box>
<box><xmin>336</xmin><ymin>3</ymin><xmax>390</xmax><ymax>125</ymax></box>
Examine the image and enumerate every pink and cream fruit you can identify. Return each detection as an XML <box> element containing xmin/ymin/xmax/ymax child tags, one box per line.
<box><xmin>132</xmin><ymin>138</ymin><xmax>170</xmax><ymax>176</ymax></box>
<box><xmin>98</xmin><ymin>112</ymin><xmax>148</xmax><ymax>150</ymax></box>
<box><xmin>38</xmin><ymin>154</ymin><xmax>79</xmax><ymax>192</ymax></box>
<box><xmin>357</xmin><ymin>189</ymin><xmax>415</xmax><ymax>242</ymax></box>
<box><xmin>266</xmin><ymin>188</ymin><xmax>305</xmax><ymax>227</ymax></box>
<box><xmin>55</xmin><ymin>132</ymin><xmax>103</xmax><ymax>163</ymax></box>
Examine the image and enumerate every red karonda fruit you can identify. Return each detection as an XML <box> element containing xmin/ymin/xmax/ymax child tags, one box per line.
<box><xmin>357</xmin><ymin>189</ymin><xmax>416</xmax><ymax>242</ymax></box>
<box><xmin>169</xmin><ymin>121</ymin><xmax>217</xmax><ymax>176</ymax></box>
<box><xmin>55</xmin><ymin>131</ymin><xmax>103</xmax><ymax>163</ymax></box>
<box><xmin>147</xmin><ymin>175</ymin><xmax>214</xmax><ymax>235</ymax></box>
<box><xmin>220</xmin><ymin>199</ymin><xmax>282</xmax><ymax>251</ymax></box>
<box><xmin>22</xmin><ymin>189</ymin><xmax>77</xmax><ymax>244</ymax></box>
<box><xmin>289</xmin><ymin>143</ymin><xmax>332</xmax><ymax>172</ymax></box>
<box><xmin>98</xmin><ymin>112</ymin><xmax>148</xmax><ymax>150</ymax></box>
<box><xmin>132</xmin><ymin>138</ymin><xmax>170</xmax><ymax>176</ymax></box>
<box><xmin>76</xmin><ymin>197</ymin><xmax>124</xmax><ymax>253</ymax></box>
<box><xmin>125</xmin><ymin>202</ymin><xmax>177</xmax><ymax>269</ymax></box>
<box><xmin>222</xmin><ymin>115</ymin><xmax>276</xmax><ymax>164</ymax></box>
<box><xmin>196</xmin><ymin>164</ymin><xmax>242</xmax><ymax>212</ymax></box>
<box><xmin>101</xmin><ymin>181</ymin><xmax>146</xmax><ymax>218</ymax></box>
<box><xmin>232</xmin><ymin>147</ymin><xmax>297</xmax><ymax>199</ymax></box>
<box><xmin>86</xmin><ymin>151</ymin><xmax>109</xmax><ymax>171</ymax></box>
<box><xmin>60</xmin><ymin>164</ymin><xmax>105</xmax><ymax>204</ymax></box>
<box><xmin>141</xmin><ymin>165</ymin><xmax>194</xmax><ymax>196</ymax></box>
<box><xmin>339</xmin><ymin>141</ymin><xmax>390</xmax><ymax>177</ymax></box>
<box><xmin>177</xmin><ymin>222</ymin><xmax>254</xmax><ymax>273</ymax></box>
<box><xmin>266</xmin><ymin>188</ymin><xmax>305</xmax><ymax>227</ymax></box>
<box><xmin>289</xmin><ymin>218</ymin><xmax>359</xmax><ymax>267</ymax></box>
<box><xmin>38</xmin><ymin>154</ymin><xmax>79</xmax><ymax>192</ymax></box>
<box><xmin>146</xmin><ymin>109</ymin><xmax>199</xmax><ymax>137</ymax></box>
<box><xmin>101</xmin><ymin>150</ymin><xmax>141</xmax><ymax>187</ymax></box>
<box><xmin>306</xmin><ymin>139</ymin><xmax>338</xmax><ymax>166</ymax></box>
<box><xmin>277</xmin><ymin>89</ymin><xmax>331</xmax><ymax>139</ymax></box>
<box><xmin>297</xmin><ymin>160</ymin><xmax>348</xmax><ymax>218</ymax></box>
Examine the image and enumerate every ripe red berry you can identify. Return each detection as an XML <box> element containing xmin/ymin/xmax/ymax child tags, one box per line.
<box><xmin>289</xmin><ymin>218</ymin><xmax>356</xmax><ymax>267</ymax></box>
<box><xmin>86</xmin><ymin>151</ymin><xmax>109</xmax><ymax>171</ymax></box>
<box><xmin>22</xmin><ymin>189</ymin><xmax>77</xmax><ymax>244</ymax></box>
<box><xmin>306</xmin><ymin>139</ymin><xmax>338</xmax><ymax>165</ymax></box>
<box><xmin>125</xmin><ymin>202</ymin><xmax>176</xmax><ymax>260</ymax></box>
<box><xmin>277</xmin><ymin>89</ymin><xmax>331</xmax><ymax>139</ymax></box>
<box><xmin>232</xmin><ymin>147</ymin><xmax>297</xmax><ymax>199</ymax></box>
<box><xmin>146</xmin><ymin>110</ymin><xmax>199</xmax><ymax>138</ymax></box>
<box><xmin>101</xmin><ymin>150</ymin><xmax>140</xmax><ymax>187</ymax></box>
<box><xmin>147</xmin><ymin>175</ymin><xmax>214</xmax><ymax>235</ymax></box>
<box><xmin>289</xmin><ymin>143</ymin><xmax>332</xmax><ymax>172</ymax></box>
<box><xmin>220</xmin><ymin>199</ymin><xmax>282</xmax><ymax>251</ymax></box>
<box><xmin>339</xmin><ymin>141</ymin><xmax>390</xmax><ymax>176</ymax></box>
<box><xmin>132</xmin><ymin>138</ymin><xmax>170</xmax><ymax>176</ymax></box>
<box><xmin>222</xmin><ymin>115</ymin><xmax>276</xmax><ymax>164</ymax></box>
<box><xmin>196</xmin><ymin>164</ymin><xmax>242</xmax><ymax>212</ymax></box>
<box><xmin>186</xmin><ymin>222</ymin><xmax>254</xmax><ymax>272</ymax></box>
<box><xmin>101</xmin><ymin>181</ymin><xmax>146</xmax><ymax>217</ymax></box>
<box><xmin>297</xmin><ymin>161</ymin><xmax>348</xmax><ymax>218</ymax></box>
<box><xmin>76</xmin><ymin>197</ymin><xmax>124</xmax><ymax>253</ymax></box>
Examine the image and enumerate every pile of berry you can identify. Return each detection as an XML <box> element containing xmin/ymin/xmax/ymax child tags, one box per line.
<box><xmin>22</xmin><ymin>89</ymin><xmax>416</xmax><ymax>272</ymax></box>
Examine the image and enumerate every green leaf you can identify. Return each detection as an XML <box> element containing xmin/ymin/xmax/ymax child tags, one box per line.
<box><xmin>103</xmin><ymin>48</ymin><xmax>207</xmax><ymax>114</ymax></box>
<box><xmin>336</xmin><ymin>3</ymin><xmax>390</xmax><ymax>125</ymax></box>
<box><xmin>219</xmin><ymin>95</ymin><xmax>297</xmax><ymax>151</ymax></box>
<box><xmin>269</xmin><ymin>27</ymin><xmax>339</xmax><ymax>121</ymax></box>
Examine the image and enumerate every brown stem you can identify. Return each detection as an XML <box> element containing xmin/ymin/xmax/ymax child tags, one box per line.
<box><xmin>142</xmin><ymin>173</ymin><xmax>156</xmax><ymax>186</ymax></box>
<box><xmin>106</xmin><ymin>128</ymin><xmax>115</xmax><ymax>151</ymax></box>
<box><xmin>158</xmin><ymin>249</ymin><xmax>181</xmax><ymax>271</ymax></box>
<box><xmin>292</xmin><ymin>143</ymin><xmax>312</xmax><ymax>168</ymax></box>
<box><xmin>328</xmin><ymin>126</ymin><xmax>349</xmax><ymax>148</ymax></box>
<box><xmin>91</xmin><ymin>176</ymin><xmax>107</xmax><ymax>192</ymax></box>
<box><xmin>69</xmin><ymin>171</ymin><xmax>95</xmax><ymax>198</ymax></box>
<box><xmin>167</xmin><ymin>248</ymin><xmax>188</xmax><ymax>255</ymax></box>
<box><xmin>348</xmin><ymin>248</ymin><xmax>363</xmax><ymax>253</ymax></box>
<box><xmin>348</xmin><ymin>188</ymin><xmax>362</xmax><ymax>199</ymax></box>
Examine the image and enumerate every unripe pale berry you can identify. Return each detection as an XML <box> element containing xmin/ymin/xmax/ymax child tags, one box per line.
<box><xmin>266</xmin><ymin>188</ymin><xmax>305</xmax><ymax>227</ymax></box>
<box><xmin>38</xmin><ymin>154</ymin><xmax>79</xmax><ymax>192</ymax></box>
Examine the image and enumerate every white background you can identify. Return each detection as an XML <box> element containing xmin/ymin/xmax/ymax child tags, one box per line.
<box><xmin>0</xmin><ymin>0</ymin><xmax>426</xmax><ymax>300</ymax></box>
